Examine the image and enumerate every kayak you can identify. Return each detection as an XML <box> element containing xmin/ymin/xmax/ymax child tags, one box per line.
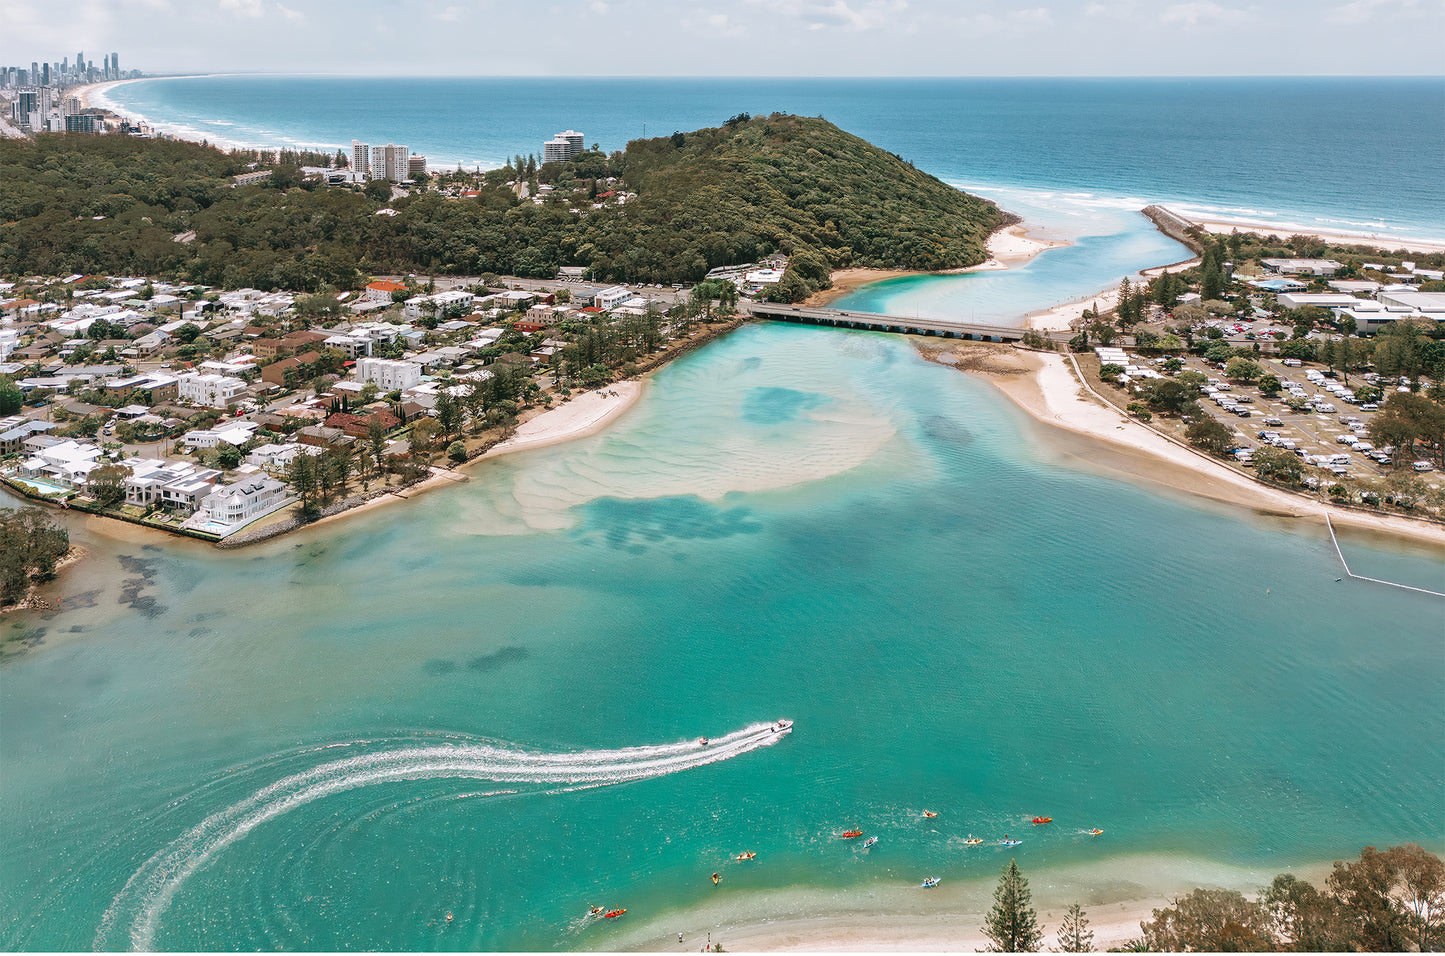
<box><xmin>921</xmin><ymin>877</ymin><xmax>941</xmax><ymax>888</ymax></box>
<box><xmin>735</xmin><ymin>851</ymin><xmax>756</xmax><ymax>861</ymax></box>
<box><xmin>1032</xmin><ymin>817</ymin><xmax>1053</xmax><ymax>825</ymax></box>
<box><xmin>1088</xmin><ymin>828</ymin><xmax>1104</xmax><ymax>836</ymax></box>
<box><xmin>1001</xmin><ymin>839</ymin><xmax>1022</xmax><ymax>847</ymax></box>
<box><xmin>922</xmin><ymin>810</ymin><xmax>938</xmax><ymax>818</ymax></box>
<box><xmin>841</xmin><ymin>829</ymin><xmax>864</xmax><ymax>839</ymax></box>
<box><xmin>603</xmin><ymin>909</ymin><xmax>626</xmax><ymax>919</ymax></box>
<box><xmin>861</xmin><ymin>836</ymin><xmax>878</xmax><ymax>849</ymax></box>
<box><xmin>963</xmin><ymin>837</ymin><xmax>984</xmax><ymax>846</ymax></box>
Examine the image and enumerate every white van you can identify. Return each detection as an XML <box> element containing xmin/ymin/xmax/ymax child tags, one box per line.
<box><xmin>1414</xmin><ymin>460</ymin><xmax>1435</xmax><ymax>472</ymax></box>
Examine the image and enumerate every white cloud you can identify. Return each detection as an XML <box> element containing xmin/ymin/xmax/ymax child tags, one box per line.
<box><xmin>435</xmin><ymin>4</ymin><xmax>464</xmax><ymax>20</ymax></box>
<box><xmin>1328</xmin><ymin>0</ymin><xmax>1419</xmax><ymax>23</ymax></box>
<box><xmin>276</xmin><ymin>2</ymin><xmax>303</xmax><ymax>20</ymax></box>
<box><xmin>218</xmin><ymin>0</ymin><xmax>265</xmax><ymax>17</ymax></box>
<box><xmin>1010</xmin><ymin>7</ymin><xmax>1052</xmax><ymax>25</ymax></box>
<box><xmin>1160</xmin><ymin>1</ymin><xmax>1249</xmax><ymax>26</ymax></box>
<box><xmin>589</xmin><ymin>0</ymin><xmax>609</xmax><ymax>13</ymax></box>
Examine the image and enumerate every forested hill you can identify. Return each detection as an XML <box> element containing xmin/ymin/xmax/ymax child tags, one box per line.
<box><xmin>0</xmin><ymin>116</ymin><xmax>1005</xmax><ymax>294</ymax></box>
<box><xmin>609</xmin><ymin>114</ymin><xmax>1007</xmax><ymax>298</ymax></box>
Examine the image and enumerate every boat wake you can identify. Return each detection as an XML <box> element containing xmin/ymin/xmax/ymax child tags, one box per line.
<box><xmin>95</xmin><ymin>721</ymin><xmax>791</xmax><ymax>951</ymax></box>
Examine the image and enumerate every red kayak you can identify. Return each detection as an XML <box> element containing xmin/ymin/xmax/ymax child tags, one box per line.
<box><xmin>1032</xmin><ymin>816</ymin><xmax>1053</xmax><ymax>825</ymax></box>
<box><xmin>603</xmin><ymin>909</ymin><xmax>626</xmax><ymax>919</ymax></box>
<box><xmin>841</xmin><ymin>829</ymin><xmax>864</xmax><ymax>839</ymax></box>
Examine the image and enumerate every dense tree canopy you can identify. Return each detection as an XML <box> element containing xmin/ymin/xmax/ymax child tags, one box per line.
<box><xmin>0</xmin><ymin>117</ymin><xmax>1004</xmax><ymax>295</ymax></box>
<box><xmin>0</xmin><ymin>507</ymin><xmax>70</xmax><ymax>605</ymax></box>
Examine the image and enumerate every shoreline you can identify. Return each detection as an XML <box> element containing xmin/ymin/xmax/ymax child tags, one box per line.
<box><xmin>804</xmin><ymin>223</ymin><xmax>1068</xmax><ymax>308</ymax></box>
<box><xmin>920</xmin><ymin>340</ymin><xmax>1445</xmax><ymax>551</ymax></box>
<box><xmin>619</xmin><ymin>854</ymin><xmax>1342</xmax><ymax>953</ymax></box>
<box><xmin>290</xmin><ymin>381</ymin><xmax>646</xmax><ymax>537</ymax></box>
<box><xmin>1160</xmin><ymin>205</ymin><xmax>1445</xmax><ymax>256</ymax></box>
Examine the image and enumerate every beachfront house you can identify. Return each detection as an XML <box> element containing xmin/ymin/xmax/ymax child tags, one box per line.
<box><xmin>123</xmin><ymin>459</ymin><xmax>223</xmax><ymax>512</ymax></box>
<box><xmin>17</xmin><ymin>438</ymin><xmax>105</xmax><ymax>489</ymax></box>
<box><xmin>182</xmin><ymin>475</ymin><xmax>290</xmax><ymax>535</ymax></box>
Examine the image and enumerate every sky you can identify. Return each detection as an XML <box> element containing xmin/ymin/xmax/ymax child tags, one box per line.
<box><xmin>3</xmin><ymin>0</ymin><xmax>1444</xmax><ymax>77</ymax></box>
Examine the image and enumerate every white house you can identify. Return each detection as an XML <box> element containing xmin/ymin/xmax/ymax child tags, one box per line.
<box><xmin>183</xmin><ymin>475</ymin><xmax>290</xmax><ymax>535</ymax></box>
<box><xmin>246</xmin><ymin>442</ymin><xmax>322</xmax><ymax>471</ymax></box>
<box><xmin>123</xmin><ymin>459</ymin><xmax>222</xmax><ymax>511</ymax></box>
<box><xmin>1260</xmin><ymin>258</ymin><xmax>1343</xmax><ymax>276</ymax></box>
<box><xmin>182</xmin><ymin>420</ymin><xmax>259</xmax><ymax>450</ymax></box>
<box><xmin>594</xmin><ymin>286</ymin><xmax>631</xmax><ymax>310</ymax></box>
<box><xmin>404</xmin><ymin>290</ymin><xmax>475</xmax><ymax>320</ymax></box>
<box><xmin>176</xmin><ymin>372</ymin><xmax>248</xmax><ymax>408</ymax></box>
<box><xmin>355</xmin><ymin>357</ymin><xmax>423</xmax><ymax>391</ymax></box>
<box><xmin>18</xmin><ymin>439</ymin><xmax>105</xmax><ymax>489</ymax></box>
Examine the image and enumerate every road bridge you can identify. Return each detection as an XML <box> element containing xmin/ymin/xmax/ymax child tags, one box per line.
<box><xmin>743</xmin><ymin>301</ymin><xmax>1053</xmax><ymax>342</ymax></box>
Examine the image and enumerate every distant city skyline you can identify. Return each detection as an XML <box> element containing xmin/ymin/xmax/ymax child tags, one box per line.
<box><xmin>3</xmin><ymin>0</ymin><xmax>1443</xmax><ymax>78</ymax></box>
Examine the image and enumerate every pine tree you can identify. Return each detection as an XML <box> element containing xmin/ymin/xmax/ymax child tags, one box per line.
<box><xmin>983</xmin><ymin>859</ymin><xmax>1042</xmax><ymax>953</ymax></box>
<box><xmin>1201</xmin><ymin>243</ymin><xmax>1224</xmax><ymax>302</ymax></box>
<box><xmin>1056</xmin><ymin>903</ymin><xmax>1094</xmax><ymax>952</ymax></box>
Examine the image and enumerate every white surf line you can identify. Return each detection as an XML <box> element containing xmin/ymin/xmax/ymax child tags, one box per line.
<box><xmin>96</xmin><ymin>722</ymin><xmax>791</xmax><ymax>951</ymax></box>
<box><xmin>1325</xmin><ymin>515</ymin><xmax>1445</xmax><ymax>598</ymax></box>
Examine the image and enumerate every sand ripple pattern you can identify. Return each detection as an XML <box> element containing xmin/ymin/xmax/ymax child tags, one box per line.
<box><xmin>96</xmin><ymin>722</ymin><xmax>790</xmax><ymax>951</ymax></box>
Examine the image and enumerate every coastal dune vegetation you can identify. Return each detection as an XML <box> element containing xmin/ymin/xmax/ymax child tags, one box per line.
<box><xmin>0</xmin><ymin>114</ymin><xmax>1004</xmax><ymax>299</ymax></box>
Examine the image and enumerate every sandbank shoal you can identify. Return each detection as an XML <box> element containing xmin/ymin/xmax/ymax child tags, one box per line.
<box><xmin>293</xmin><ymin>382</ymin><xmax>644</xmax><ymax>536</ymax></box>
<box><xmin>1162</xmin><ymin>206</ymin><xmax>1445</xmax><ymax>256</ymax></box>
<box><xmin>805</xmin><ymin>224</ymin><xmax>1068</xmax><ymax>308</ymax></box>
<box><xmin>483</xmin><ymin>379</ymin><xmax>643</xmax><ymax>459</ymax></box>
<box><xmin>950</xmin><ymin>343</ymin><xmax>1445</xmax><ymax>551</ymax></box>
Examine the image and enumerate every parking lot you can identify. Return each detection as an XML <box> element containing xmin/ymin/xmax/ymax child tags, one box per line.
<box><xmin>1175</xmin><ymin>352</ymin><xmax>1437</xmax><ymax>486</ymax></box>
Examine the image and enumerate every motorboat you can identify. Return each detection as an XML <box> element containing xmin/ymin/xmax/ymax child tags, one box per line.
<box><xmin>698</xmin><ymin>737</ymin><xmax>709</xmax><ymax>746</ymax></box>
<box><xmin>861</xmin><ymin>836</ymin><xmax>878</xmax><ymax>849</ymax></box>
<box><xmin>921</xmin><ymin>877</ymin><xmax>941</xmax><ymax>888</ymax></box>
<box><xmin>841</xmin><ymin>829</ymin><xmax>864</xmax><ymax>839</ymax></box>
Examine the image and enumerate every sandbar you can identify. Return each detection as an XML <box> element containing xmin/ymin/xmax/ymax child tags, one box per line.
<box><xmin>805</xmin><ymin>223</ymin><xmax>1068</xmax><ymax>307</ymax></box>
<box><xmin>932</xmin><ymin>342</ymin><xmax>1445</xmax><ymax>551</ymax></box>
<box><xmin>295</xmin><ymin>381</ymin><xmax>644</xmax><ymax>535</ymax></box>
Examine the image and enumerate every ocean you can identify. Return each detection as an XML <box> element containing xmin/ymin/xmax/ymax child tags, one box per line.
<box><xmin>2</xmin><ymin>77</ymin><xmax>1443</xmax><ymax>951</ymax></box>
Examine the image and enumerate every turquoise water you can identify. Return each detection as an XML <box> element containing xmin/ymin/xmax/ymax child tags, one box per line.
<box><xmin>3</xmin><ymin>325</ymin><xmax>1442</xmax><ymax>950</ymax></box>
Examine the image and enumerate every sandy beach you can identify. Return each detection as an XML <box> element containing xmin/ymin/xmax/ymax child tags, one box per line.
<box><xmin>620</xmin><ymin>855</ymin><xmax>1342</xmax><ymax>953</ymax></box>
<box><xmin>930</xmin><ymin>342</ymin><xmax>1445</xmax><ymax>551</ymax></box>
<box><xmin>805</xmin><ymin>224</ymin><xmax>1068</xmax><ymax>308</ymax></box>
<box><xmin>1161</xmin><ymin>205</ymin><xmax>1445</xmax><ymax>256</ymax></box>
<box><xmin>295</xmin><ymin>382</ymin><xmax>644</xmax><ymax>535</ymax></box>
<box><xmin>485</xmin><ymin>380</ymin><xmax>644</xmax><ymax>459</ymax></box>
